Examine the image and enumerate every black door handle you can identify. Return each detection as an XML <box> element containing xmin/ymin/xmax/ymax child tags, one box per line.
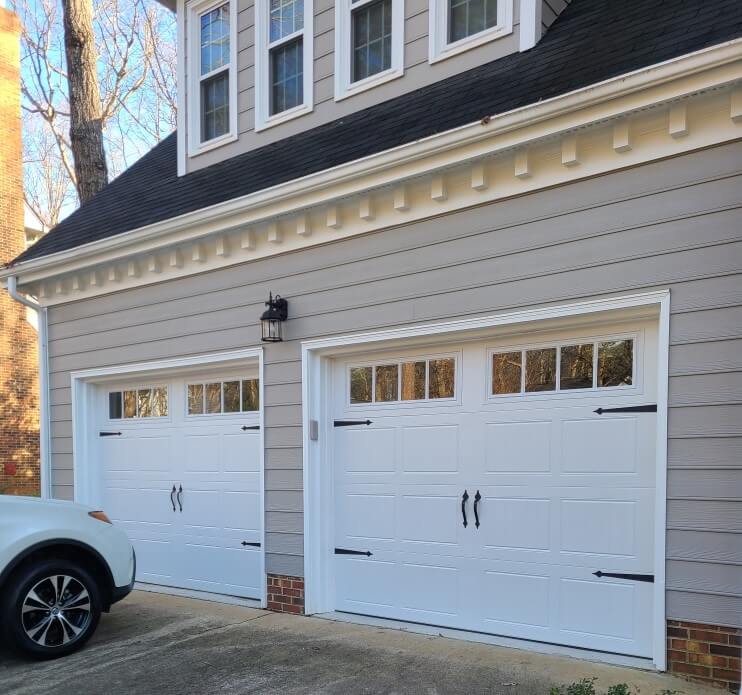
<box><xmin>473</xmin><ymin>490</ymin><xmax>481</xmax><ymax>529</ymax></box>
<box><xmin>177</xmin><ymin>485</ymin><xmax>183</xmax><ymax>512</ymax></box>
<box><xmin>461</xmin><ymin>490</ymin><xmax>469</xmax><ymax>528</ymax></box>
<box><xmin>170</xmin><ymin>485</ymin><xmax>176</xmax><ymax>512</ymax></box>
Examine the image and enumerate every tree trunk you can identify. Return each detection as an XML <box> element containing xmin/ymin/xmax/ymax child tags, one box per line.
<box><xmin>61</xmin><ymin>0</ymin><xmax>108</xmax><ymax>203</ymax></box>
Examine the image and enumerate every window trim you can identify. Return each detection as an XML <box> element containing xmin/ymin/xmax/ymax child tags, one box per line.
<box><xmin>187</xmin><ymin>0</ymin><xmax>238</xmax><ymax>157</ymax></box>
<box><xmin>254</xmin><ymin>0</ymin><xmax>314</xmax><ymax>131</ymax></box>
<box><xmin>487</xmin><ymin>332</ymin><xmax>639</xmax><ymax>401</ymax></box>
<box><xmin>428</xmin><ymin>0</ymin><xmax>512</xmax><ymax>64</ymax></box>
<box><xmin>334</xmin><ymin>0</ymin><xmax>404</xmax><ymax>102</ymax></box>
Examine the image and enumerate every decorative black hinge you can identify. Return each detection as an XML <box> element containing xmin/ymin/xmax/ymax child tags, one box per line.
<box><xmin>594</xmin><ymin>404</ymin><xmax>657</xmax><ymax>415</ymax></box>
<box><xmin>241</xmin><ymin>425</ymin><xmax>260</xmax><ymax>431</ymax></box>
<box><xmin>593</xmin><ymin>571</ymin><xmax>654</xmax><ymax>583</ymax></box>
<box><xmin>241</xmin><ymin>541</ymin><xmax>261</xmax><ymax>547</ymax></box>
<box><xmin>334</xmin><ymin>547</ymin><xmax>372</xmax><ymax>556</ymax></box>
<box><xmin>333</xmin><ymin>420</ymin><xmax>372</xmax><ymax>427</ymax></box>
<box><xmin>99</xmin><ymin>431</ymin><xmax>122</xmax><ymax>437</ymax></box>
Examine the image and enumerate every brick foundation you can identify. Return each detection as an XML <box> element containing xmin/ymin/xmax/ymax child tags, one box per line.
<box><xmin>0</xmin><ymin>7</ymin><xmax>40</xmax><ymax>497</ymax></box>
<box><xmin>667</xmin><ymin>620</ymin><xmax>741</xmax><ymax>692</ymax></box>
<box><xmin>267</xmin><ymin>574</ymin><xmax>304</xmax><ymax>614</ymax></box>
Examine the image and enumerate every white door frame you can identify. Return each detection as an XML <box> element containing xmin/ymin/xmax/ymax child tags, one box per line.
<box><xmin>302</xmin><ymin>291</ymin><xmax>670</xmax><ymax>670</ymax></box>
<box><xmin>70</xmin><ymin>347</ymin><xmax>267</xmax><ymax>607</ymax></box>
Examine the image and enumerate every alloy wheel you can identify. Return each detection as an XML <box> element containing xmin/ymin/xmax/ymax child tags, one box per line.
<box><xmin>21</xmin><ymin>574</ymin><xmax>92</xmax><ymax>648</ymax></box>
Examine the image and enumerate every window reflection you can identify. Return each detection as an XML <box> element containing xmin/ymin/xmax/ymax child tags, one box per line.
<box><xmin>492</xmin><ymin>351</ymin><xmax>521</xmax><ymax>395</ymax></box>
<box><xmin>525</xmin><ymin>348</ymin><xmax>557</xmax><ymax>392</ymax></box>
<box><xmin>598</xmin><ymin>339</ymin><xmax>633</xmax><ymax>387</ymax></box>
<box><xmin>560</xmin><ymin>344</ymin><xmax>593</xmax><ymax>390</ymax></box>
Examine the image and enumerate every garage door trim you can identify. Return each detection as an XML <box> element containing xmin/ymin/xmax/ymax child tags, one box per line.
<box><xmin>70</xmin><ymin>347</ymin><xmax>266</xmax><ymax>606</ymax></box>
<box><xmin>301</xmin><ymin>291</ymin><xmax>670</xmax><ymax>670</ymax></box>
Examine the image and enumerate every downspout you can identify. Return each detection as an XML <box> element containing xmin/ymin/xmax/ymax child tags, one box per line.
<box><xmin>7</xmin><ymin>276</ymin><xmax>51</xmax><ymax>499</ymax></box>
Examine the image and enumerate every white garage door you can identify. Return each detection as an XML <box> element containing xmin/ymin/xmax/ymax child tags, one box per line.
<box><xmin>97</xmin><ymin>371</ymin><xmax>262</xmax><ymax>599</ymax></box>
<box><xmin>332</xmin><ymin>322</ymin><xmax>657</xmax><ymax>657</ymax></box>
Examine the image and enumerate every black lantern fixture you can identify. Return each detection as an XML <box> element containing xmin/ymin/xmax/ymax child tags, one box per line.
<box><xmin>260</xmin><ymin>293</ymin><xmax>288</xmax><ymax>342</ymax></box>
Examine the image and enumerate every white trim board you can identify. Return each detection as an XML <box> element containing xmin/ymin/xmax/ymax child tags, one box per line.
<box><xmin>301</xmin><ymin>290</ymin><xmax>670</xmax><ymax>671</ymax></box>
<box><xmin>70</xmin><ymin>347</ymin><xmax>267</xmax><ymax>608</ymax></box>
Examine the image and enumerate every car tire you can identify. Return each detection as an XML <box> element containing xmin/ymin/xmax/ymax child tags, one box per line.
<box><xmin>1</xmin><ymin>557</ymin><xmax>102</xmax><ymax>659</ymax></box>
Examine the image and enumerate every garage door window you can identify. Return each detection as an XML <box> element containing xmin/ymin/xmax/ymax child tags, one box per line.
<box><xmin>187</xmin><ymin>379</ymin><xmax>260</xmax><ymax>415</ymax></box>
<box><xmin>491</xmin><ymin>337</ymin><xmax>634</xmax><ymax>396</ymax></box>
<box><xmin>350</xmin><ymin>356</ymin><xmax>455</xmax><ymax>404</ymax></box>
<box><xmin>109</xmin><ymin>387</ymin><xmax>168</xmax><ymax>419</ymax></box>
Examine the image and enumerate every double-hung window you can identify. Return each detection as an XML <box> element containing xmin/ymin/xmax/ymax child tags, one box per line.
<box><xmin>255</xmin><ymin>0</ymin><xmax>313</xmax><ymax>130</ymax></box>
<box><xmin>335</xmin><ymin>0</ymin><xmax>403</xmax><ymax>100</ymax></box>
<box><xmin>188</xmin><ymin>0</ymin><xmax>237</xmax><ymax>154</ymax></box>
<box><xmin>429</xmin><ymin>0</ymin><xmax>512</xmax><ymax>63</ymax></box>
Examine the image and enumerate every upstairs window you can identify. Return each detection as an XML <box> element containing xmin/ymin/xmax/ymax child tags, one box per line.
<box><xmin>448</xmin><ymin>0</ymin><xmax>497</xmax><ymax>43</ymax></box>
<box><xmin>335</xmin><ymin>0</ymin><xmax>403</xmax><ymax>100</ymax></box>
<box><xmin>187</xmin><ymin>0</ymin><xmax>237</xmax><ymax>154</ymax></box>
<box><xmin>429</xmin><ymin>0</ymin><xmax>512</xmax><ymax>63</ymax></box>
<box><xmin>256</xmin><ymin>0</ymin><xmax>313</xmax><ymax>130</ymax></box>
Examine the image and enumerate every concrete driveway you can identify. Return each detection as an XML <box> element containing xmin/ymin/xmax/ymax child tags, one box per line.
<box><xmin>0</xmin><ymin>590</ymin><xmax>712</xmax><ymax>695</ymax></box>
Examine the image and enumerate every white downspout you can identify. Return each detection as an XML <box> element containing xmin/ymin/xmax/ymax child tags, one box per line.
<box><xmin>7</xmin><ymin>276</ymin><xmax>51</xmax><ymax>499</ymax></box>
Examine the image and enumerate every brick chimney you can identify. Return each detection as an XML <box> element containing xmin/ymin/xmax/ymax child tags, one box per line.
<box><xmin>0</xmin><ymin>5</ymin><xmax>41</xmax><ymax>495</ymax></box>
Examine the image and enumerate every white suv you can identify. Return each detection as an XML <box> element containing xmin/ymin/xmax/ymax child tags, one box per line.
<box><xmin>0</xmin><ymin>495</ymin><xmax>135</xmax><ymax>659</ymax></box>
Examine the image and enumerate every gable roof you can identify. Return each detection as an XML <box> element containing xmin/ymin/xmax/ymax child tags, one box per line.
<box><xmin>14</xmin><ymin>0</ymin><xmax>742</xmax><ymax>265</ymax></box>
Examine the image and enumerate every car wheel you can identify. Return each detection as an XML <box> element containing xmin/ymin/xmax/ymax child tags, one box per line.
<box><xmin>1</xmin><ymin>558</ymin><xmax>102</xmax><ymax>659</ymax></box>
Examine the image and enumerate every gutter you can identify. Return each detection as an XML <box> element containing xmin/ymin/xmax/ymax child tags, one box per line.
<box><xmin>3</xmin><ymin>37</ymin><xmax>742</xmax><ymax>284</ymax></box>
<box><xmin>7</xmin><ymin>277</ymin><xmax>51</xmax><ymax>499</ymax></box>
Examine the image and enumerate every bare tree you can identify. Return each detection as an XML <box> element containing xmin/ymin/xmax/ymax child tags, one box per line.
<box><xmin>13</xmin><ymin>0</ymin><xmax>176</xmax><ymax>224</ymax></box>
<box><xmin>62</xmin><ymin>0</ymin><xmax>108</xmax><ymax>202</ymax></box>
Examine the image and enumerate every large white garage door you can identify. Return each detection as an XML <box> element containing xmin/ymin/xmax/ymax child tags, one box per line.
<box><xmin>332</xmin><ymin>321</ymin><xmax>658</xmax><ymax>657</ymax></box>
<box><xmin>97</xmin><ymin>371</ymin><xmax>262</xmax><ymax>599</ymax></box>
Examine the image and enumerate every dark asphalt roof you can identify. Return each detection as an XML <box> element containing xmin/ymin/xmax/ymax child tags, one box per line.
<box><xmin>14</xmin><ymin>0</ymin><xmax>742</xmax><ymax>264</ymax></box>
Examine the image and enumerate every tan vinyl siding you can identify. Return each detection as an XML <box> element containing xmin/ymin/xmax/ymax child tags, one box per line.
<box><xmin>47</xmin><ymin>141</ymin><xmax>742</xmax><ymax>625</ymax></box>
<box><xmin>187</xmin><ymin>0</ymin><xmax>522</xmax><ymax>171</ymax></box>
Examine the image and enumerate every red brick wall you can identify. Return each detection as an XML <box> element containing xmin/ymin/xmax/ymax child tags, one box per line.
<box><xmin>668</xmin><ymin>620</ymin><xmax>741</xmax><ymax>692</ymax></box>
<box><xmin>267</xmin><ymin>574</ymin><xmax>304</xmax><ymax>614</ymax></box>
<box><xmin>0</xmin><ymin>7</ymin><xmax>40</xmax><ymax>497</ymax></box>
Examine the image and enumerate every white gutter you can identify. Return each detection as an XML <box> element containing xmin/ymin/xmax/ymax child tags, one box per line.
<box><xmin>7</xmin><ymin>276</ymin><xmax>51</xmax><ymax>499</ymax></box>
<box><xmin>3</xmin><ymin>37</ymin><xmax>742</xmax><ymax>285</ymax></box>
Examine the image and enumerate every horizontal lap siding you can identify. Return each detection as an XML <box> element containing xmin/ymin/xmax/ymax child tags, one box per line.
<box><xmin>47</xmin><ymin>142</ymin><xmax>742</xmax><ymax>626</ymax></box>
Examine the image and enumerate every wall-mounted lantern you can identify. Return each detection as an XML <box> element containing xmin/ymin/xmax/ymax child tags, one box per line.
<box><xmin>260</xmin><ymin>293</ymin><xmax>288</xmax><ymax>342</ymax></box>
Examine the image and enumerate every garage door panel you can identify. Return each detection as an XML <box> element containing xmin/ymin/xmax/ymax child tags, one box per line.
<box><xmin>179</xmin><ymin>542</ymin><xmax>262</xmax><ymax>596</ymax></box>
<box><xmin>223</xmin><ymin>432</ymin><xmax>260</xmax><ymax>472</ymax></box>
<box><xmin>560</xmin><ymin>499</ymin><xmax>637</xmax><ymax>557</ymax></box>
<box><xmin>181</xmin><ymin>490</ymin><xmax>261</xmax><ymax>534</ymax></box>
<box><xmin>131</xmin><ymin>539</ymin><xmax>179</xmax><ymax>583</ymax></box>
<box><xmin>480</xmin><ymin>569</ymin><xmax>550</xmax><ymax>629</ymax></box>
<box><xmin>338</xmin><ymin>493</ymin><xmax>396</xmax><ymax>540</ymax></box>
<box><xmin>561</xmin><ymin>417</ymin><xmax>638</xmax><ymax>474</ymax></box>
<box><xmin>399</xmin><ymin>494</ymin><xmax>460</xmax><ymax>544</ymax></box>
<box><xmin>337</xmin><ymin>428</ymin><xmax>396</xmax><ymax>473</ymax></box>
<box><xmin>400</xmin><ymin>425</ymin><xmax>459</xmax><ymax>473</ymax></box>
<box><xmin>485</xmin><ymin>421</ymin><xmax>552</xmax><ymax>473</ymax></box>
<box><xmin>102</xmin><ymin>435</ymin><xmax>174</xmax><ymax>474</ymax></box>
<box><xmin>104</xmin><ymin>486</ymin><xmax>178</xmax><ymax>527</ymax></box>
<box><xmin>479</xmin><ymin>497</ymin><xmax>551</xmax><ymax>551</ymax></box>
<box><xmin>336</xmin><ymin>557</ymin><xmax>397</xmax><ymax>612</ymax></box>
<box><xmin>399</xmin><ymin>562</ymin><xmax>461</xmax><ymax>617</ymax></box>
